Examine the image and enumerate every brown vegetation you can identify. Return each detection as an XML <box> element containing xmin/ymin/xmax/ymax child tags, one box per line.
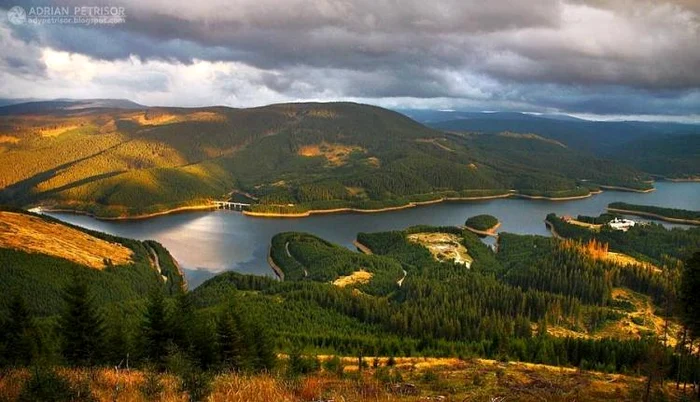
<box><xmin>0</xmin><ymin>357</ymin><xmax>687</xmax><ymax>401</ymax></box>
<box><xmin>332</xmin><ymin>270</ymin><xmax>373</xmax><ymax>287</ymax></box>
<box><xmin>297</xmin><ymin>142</ymin><xmax>366</xmax><ymax>166</ymax></box>
<box><xmin>0</xmin><ymin>211</ymin><xmax>133</xmax><ymax>269</ymax></box>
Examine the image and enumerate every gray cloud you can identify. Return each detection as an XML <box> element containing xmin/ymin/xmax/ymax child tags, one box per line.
<box><xmin>0</xmin><ymin>0</ymin><xmax>699</xmax><ymax>119</ymax></box>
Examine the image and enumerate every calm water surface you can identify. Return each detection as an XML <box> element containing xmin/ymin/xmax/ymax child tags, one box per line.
<box><xmin>47</xmin><ymin>181</ymin><xmax>699</xmax><ymax>287</ymax></box>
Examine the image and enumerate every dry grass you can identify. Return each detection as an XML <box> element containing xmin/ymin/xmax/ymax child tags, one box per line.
<box><xmin>0</xmin><ymin>211</ymin><xmax>133</xmax><ymax>269</ymax></box>
<box><xmin>0</xmin><ymin>135</ymin><xmax>20</xmax><ymax>144</ymax></box>
<box><xmin>407</xmin><ymin>232</ymin><xmax>473</xmax><ymax>267</ymax></box>
<box><xmin>544</xmin><ymin>287</ymin><xmax>683</xmax><ymax>347</ymax></box>
<box><xmin>297</xmin><ymin>142</ymin><xmax>366</xmax><ymax>166</ymax></box>
<box><xmin>566</xmin><ymin>219</ymin><xmax>602</xmax><ymax>231</ymax></box>
<box><xmin>130</xmin><ymin>111</ymin><xmax>226</xmax><ymax>126</ymax></box>
<box><xmin>562</xmin><ymin>238</ymin><xmax>660</xmax><ymax>273</ymax></box>
<box><xmin>210</xmin><ymin>374</ymin><xmax>296</xmax><ymax>402</ymax></box>
<box><xmin>0</xmin><ymin>357</ymin><xmax>685</xmax><ymax>402</ymax></box>
<box><xmin>332</xmin><ymin>269</ymin><xmax>373</xmax><ymax>287</ymax></box>
<box><xmin>607</xmin><ymin>252</ymin><xmax>661</xmax><ymax>273</ymax></box>
<box><xmin>38</xmin><ymin>125</ymin><xmax>80</xmax><ymax>138</ymax></box>
<box><xmin>597</xmin><ymin>288</ymin><xmax>683</xmax><ymax>347</ymax></box>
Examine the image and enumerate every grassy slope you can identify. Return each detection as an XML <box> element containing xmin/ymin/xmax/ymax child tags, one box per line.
<box><xmin>0</xmin><ymin>358</ymin><xmax>681</xmax><ymax>402</ymax></box>
<box><xmin>0</xmin><ymin>208</ymin><xmax>184</xmax><ymax>316</ymax></box>
<box><xmin>0</xmin><ymin>102</ymin><xmax>653</xmax><ymax>217</ymax></box>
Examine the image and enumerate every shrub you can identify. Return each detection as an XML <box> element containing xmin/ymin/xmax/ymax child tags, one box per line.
<box><xmin>18</xmin><ymin>366</ymin><xmax>89</xmax><ymax>402</ymax></box>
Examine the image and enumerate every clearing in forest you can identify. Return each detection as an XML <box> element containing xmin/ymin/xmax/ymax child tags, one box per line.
<box><xmin>332</xmin><ymin>270</ymin><xmax>373</xmax><ymax>287</ymax></box>
<box><xmin>407</xmin><ymin>232</ymin><xmax>473</xmax><ymax>267</ymax></box>
<box><xmin>297</xmin><ymin>142</ymin><xmax>366</xmax><ymax>166</ymax></box>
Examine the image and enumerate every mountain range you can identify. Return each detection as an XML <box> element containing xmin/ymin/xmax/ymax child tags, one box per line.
<box><xmin>0</xmin><ymin>99</ymin><xmax>696</xmax><ymax>218</ymax></box>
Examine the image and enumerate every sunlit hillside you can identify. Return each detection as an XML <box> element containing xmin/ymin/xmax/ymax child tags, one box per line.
<box><xmin>0</xmin><ymin>102</ymin><xmax>652</xmax><ymax>217</ymax></box>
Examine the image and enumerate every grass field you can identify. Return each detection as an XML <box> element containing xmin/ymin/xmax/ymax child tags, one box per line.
<box><xmin>0</xmin><ymin>211</ymin><xmax>133</xmax><ymax>269</ymax></box>
<box><xmin>0</xmin><ymin>356</ymin><xmax>686</xmax><ymax>402</ymax></box>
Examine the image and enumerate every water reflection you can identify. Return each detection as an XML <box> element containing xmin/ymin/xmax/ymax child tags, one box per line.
<box><xmin>48</xmin><ymin>181</ymin><xmax>699</xmax><ymax>286</ymax></box>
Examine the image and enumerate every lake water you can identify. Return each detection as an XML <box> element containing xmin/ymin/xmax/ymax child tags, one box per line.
<box><xmin>47</xmin><ymin>181</ymin><xmax>699</xmax><ymax>287</ymax></box>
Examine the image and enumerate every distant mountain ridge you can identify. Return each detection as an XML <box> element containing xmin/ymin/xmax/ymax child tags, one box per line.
<box><xmin>0</xmin><ymin>101</ymin><xmax>680</xmax><ymax>218</ymax></box>
<box><xmin>0</xmin><ymin>98</ymin><xmax>145</xmax><ymax>115</ymax></box>
<box><xmin>402</xmin><ymin>109</ymin><xmax>700</xmax><ymax>153</ymax></box>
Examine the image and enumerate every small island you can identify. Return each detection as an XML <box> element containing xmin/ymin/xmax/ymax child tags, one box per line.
<box><xmin>464</xmin><ymin>214</ymin><xmax>501</xmax><ymax>237</ymax></box>
<box><xmin>608</xmin><ymin>202</ymin><xmax>700</xmax><ymax>225</ymax></box>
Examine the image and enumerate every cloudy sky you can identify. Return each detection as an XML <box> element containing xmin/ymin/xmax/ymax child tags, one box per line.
<box><xmin>1</xmin><ymin>0</ymin><xmax>699</xmax><ymax>121</ymax></box>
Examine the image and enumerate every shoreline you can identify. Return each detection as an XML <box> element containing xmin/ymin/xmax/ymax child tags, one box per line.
<box><xmin>544</xmin><ymin>220</ymin><xmax>563</xmax><ymax>239</ymax></box>
<box><xmin>512</xmin><ymin>190</ymin><xmax>601</xmax><ymax>202</ymax></box>
<box><xmin>37</xmin><ymin>203</ymin><xmax>217</xmax><ymax>221</ymax></box>
<box><xmin>267</xmin><ymin>246</ymin><xmax>285</xmax><ymax>280</ymax></box>
<box><xmin>463</xmin><ymin>222</ymin><xmax>501</xmax><ymax>238</ymax></box>
<box><xmin>607</xmin><ymin>207</ymin><xmax>700</xmax><ymax>226</ymax></box>
<box><xmin>34</xmin><ymin>183</ymin><xmax>678</xmax><ymax>221</ymax></box>
<box><xmin>664</xmin><ymin>177</ymin><xmax>700</xmax><ymax>183</ymax></box>
<box><xmin>240</xmin><ymin>190</ymin><xmax>611</xmax><ymax>218</ymax></box>
<box><xmin>597</xmin><ymin>185</ymin><xmax>655</xmax><ymax>193</ymax></box>
<box><xmin>353</xmin><ymin>240</ymin><xmax>374</xmax><ymax>255</ymax></box>
<box><xmin>242</xmin><ymin>194</ymin><xmax>512</xmax><ymax>218</ymax></box>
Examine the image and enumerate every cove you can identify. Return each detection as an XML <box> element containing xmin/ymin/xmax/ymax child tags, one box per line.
<box><xmin>47</xmin><ymin>181</ymin><xmax>699</xmax><ymax>287</ymax></box>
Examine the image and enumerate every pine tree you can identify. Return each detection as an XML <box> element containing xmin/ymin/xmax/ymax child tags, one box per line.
<box><xmin>105</xmin><ymin>318</ymin><xmax>130</xmax><ymax>367</ymax></box>
<box><xmin>1</xmin><ymin>294</ymin><xmax>37</xmax><ymax>366</ymax></box>
<box><xmin>216</xmin><ymin>309</ymin><xmax>247</xmax><ymax>371</ymax></box>
<box><xmin>59</xmin><ymin>280</ymin><xmax>105</xmax><ymax>366</ymax></box>
<box><xmin>680</xmin><ymin>252</ymin><xmax>700</xmax><ymax>338</ymax></box>
<box><xmin>142</xmin><ymin>288</ymin><xmax>171</xmax><ymax>369</ymax></box>
<box><xmin>678</xmin><ymin>252</ymin><xmax>700</xmax><ymax>399</ymax></box>
<box><xmin>251</xmin><ymin>322</ymin><xmax>276</xmax><ymax>371</ymax></box>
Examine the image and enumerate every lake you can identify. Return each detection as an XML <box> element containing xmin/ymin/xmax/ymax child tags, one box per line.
<box><xmin>47</xmin><ymin>181</ymin><xmax>700</xmax><ymax>287</ymax></box>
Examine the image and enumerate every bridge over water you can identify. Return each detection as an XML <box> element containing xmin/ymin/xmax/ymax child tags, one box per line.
<box><xmin>213</xmin><ymin>201</ymin><xmax>250</xmax><ymax>211</ymax></box>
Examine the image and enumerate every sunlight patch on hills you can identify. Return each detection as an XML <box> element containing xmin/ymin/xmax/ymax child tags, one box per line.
<box><xmin>0</xmin><ymin>135</ymin><xmax>19</xmax><ymax>144</ymax></box>
<box><xmin>297</xmin><ymin>142</ymin><xmax>366</xmax><ymax>166</ymax></box>
<box><xmin>38</xmin><ymin>125</ymin><xmax>81</xmax><ymax>138</ymax></box>
<box><xmin>0</xmin><ymin>211</ymin><xmax>133</xmax><ymax>269</ymax></box>
<box><xmin>332</xmin><ymin>270</ymin><xmax>373</xmax><ymax>287</ymax></box>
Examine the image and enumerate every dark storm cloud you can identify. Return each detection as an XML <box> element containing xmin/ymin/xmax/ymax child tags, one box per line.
<box><xmin>0</xmin><ymin>0</ymin><xmax>699</xmax><ymax>118</ymax></box>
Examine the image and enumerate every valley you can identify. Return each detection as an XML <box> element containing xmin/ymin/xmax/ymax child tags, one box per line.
<box><xmin>0</xmin><ymin>102</ymin><xmax>665</xmax><ymax>219</ymax></box>
<box><xmin>0</xmin><ymin>101</ymin><xmax>698</xmax><ymax>401</ymax></box>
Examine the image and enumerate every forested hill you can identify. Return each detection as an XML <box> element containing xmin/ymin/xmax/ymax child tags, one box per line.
<box><xmin>0</xmin><ymin>208</ymin><xmax>184</xmax><ymax>316</ymax></box>
<box><xmin>190</xmin><ymin>222</ymin><xmax>695</xmax><ymax>380</ymax></box>
<box><xmin>419</xmin><ymin>111</ymin><xmax>700</xmax><ymax>179</ymax></box>
<box><xmin>0</xmin><ymin>101</ymin><xmax>653</xmax><ymax>217</ymax></box>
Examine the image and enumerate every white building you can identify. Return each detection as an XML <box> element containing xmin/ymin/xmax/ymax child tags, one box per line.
<box><xmin>608</xmin><ymin>218</ymin><xmax>636</xmax><ymax>232</ymax></box>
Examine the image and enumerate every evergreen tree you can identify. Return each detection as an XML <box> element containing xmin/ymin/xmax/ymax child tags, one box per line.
<box><xmin>141</xmin><ymin>288</ymin><xmax>171</xmax><ymax>369</ymax></box>
<box><xmin>1</xmin><ymin>294</ymin><xmax>37</xmax><ymax>366</ymax></box>
<box><xmin>216</xmin><ymin>308</ymin><xmax>248</xmax><ymax>371</ymax></box>
<box><xmin>105</xmin><ymin>318</ymin><xmax>130</xmax><ymax>368</ymax></box>
<box><xmin>679</xmin><ymin>252</ymin><xmax>700</xmax><ymax>399</ymax></box>
<box><xmin>59</xmin><ymin>280</ymin><xmax>105</xmax><ymax>366</ymax></box>
<box><xmin>680</xmin><ymin>252</ymin><xmax>700</xmax><ymax>338</ymax></box>
<box><xmin>250</xmin><ymin>322</ymin><xmax>276</xmax><ymax>371</ymax></box>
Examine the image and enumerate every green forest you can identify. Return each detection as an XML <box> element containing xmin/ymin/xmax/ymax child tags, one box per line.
<box><xmin>1</xmin><ymin>208</ymin><xmax>700</xmax><ymax>400</ymax></box>
<box><xmin>0</xmin><ymin>102</ymin><xmax>657</xmax><ymax>217</ymax></box>
<box><xmin>609</xmin><ymin>202</ymin><xmax>700</xmax><ymax>222</ymax></box>
<box><xmin>545</xmin><ymin>213</ymin><xmax>700</xmax><ymax>264</ymax></box>
<box><xmin>464</xmin><ymin>214</ymin><xmax>499</xmax><ymax>231</ymax></box>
